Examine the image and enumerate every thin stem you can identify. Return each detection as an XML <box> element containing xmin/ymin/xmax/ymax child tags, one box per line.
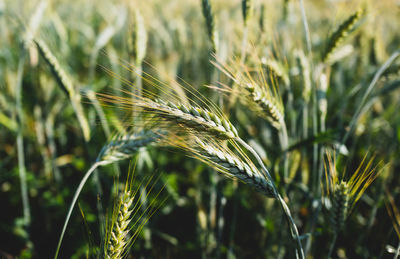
<box><xmin>298</xmin><ymin>0</ymin><xmax>312</xmax><ymax>56</ymax></box>
<box><xmin>328</xmin><ymin>232</ymin><xmax>338</xmax><ymax>259</ymax></box>
<box><xmin>240</xmin><ymin>26</ymin><xmax>248</xmax><ymax>64</ymax></box>
<box><xmin>341</xmin><ymin>50</ymin><xmax>400</xmax><ymax>146</ymax></box>
<box><xmin>394</xmin><ymin>241</ymin><xmax>400</xmax><ymax>259</ymax></box>
<box><xmin>279</xmin><ymin>120</ymin><xmax>290</xmax><ymax>181</ymax></box>
<box><xmin>54</xmin><ymin>161</ymin><xmax>106</xmax><ymax>259</ymax></box>
<box><xmin>16</xmin><ymin>53</ymin><xmax>31</xmax><ymax>230</ymax></box>
<box><xmin>236</xmin><ymin>137</ymin><xmax>305</xmax><ymax>259</ymax></box>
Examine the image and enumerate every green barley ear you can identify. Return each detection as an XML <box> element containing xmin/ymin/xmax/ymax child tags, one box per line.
<box><xmin>322</xmin><ymin>9</ymin><xmax>364</xmax><ymax>62</ymax></box>
<box><xmin>213</xmin><ymin>59</ymin><xmax>284</xmax><ymax>129</ymax></box>
<box><xmin>34</xmin><ymin>39</ymin><xmax>91</xmax><ymax>141</ymax></box>
<box><xmin>97</xmin><ymin>130</ymin><xmax>161</xmax><ymax>164</ymax></box>
<box><xmin>201</xmin><ymin>0</ymin><xmax>218</xmax><ymax>52</ymax></box>
<box><xmin>261</xmin><ymin>57</ymin><xmax>290</xmax><ymax>87</ymax></box>
<box><xmin>324</xmin><ymin>151</ymin><xmax>383</xmax><ymax>232</ymax></box>
<box><xmin>242</xmin><ymin>0</ymin><xmax>252</xmax><ymax>26</ymax></box>
<box><xmin>193</xmin><ymin>138</ymin><xmax>275</xmax><ymax>197</ymax></box>
<box><xmin>104</xmin><ymin>171</ymin><xmax>165</xmax><ymax>259</ymax></box>
<box><xmin>105</xmin><ymin>191</ymin><xmax>135</xmax><ymax>259</ymax></box>
<box><xmin>330</xmin><ymin>182</ymin><xmax>349</xmax><ymax>232</ymax></box>
<box><xmin>97</xmin><ymin>92</ymin><xmax>239</xmax><ymax>141</ymax></box>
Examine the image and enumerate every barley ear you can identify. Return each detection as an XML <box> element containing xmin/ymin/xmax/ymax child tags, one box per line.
<box><xmin>34</xmin><ymin>39</ymin><xmax>91</xmax><ymax>141</ymax></box>
<box><xmin>322</xmin><ymin>9</ymin><xmax>363</xmax><ymax>62</ymax></box>
<box><xmin>97</xmin><ymin>130</ymin><xmax>161</xmax><ymax>164</ymax></box>
<box><xmin>105</xmin><ymin>191</ymin><xmax>135</xmax><ymax>259</ymax></box>
<box><xmin>201</xmin><ymin>0</ymin><xmax>218</xmax><ymax>52</ymax></box>
<box><xmin>330</xmin><ymin>182</ymin><xmax>349</xmax><ymax>232</ymax></box>
<box><xmin>242</xmin><ymin>0</ymin><xmax>252</xmax><ymax>26</ymax></box>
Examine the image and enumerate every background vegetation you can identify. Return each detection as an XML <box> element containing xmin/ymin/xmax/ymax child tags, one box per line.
<box><xmin>0</xmin><ymin>0</ymin><xmax>399</xmax><ymax>258</ymax></box>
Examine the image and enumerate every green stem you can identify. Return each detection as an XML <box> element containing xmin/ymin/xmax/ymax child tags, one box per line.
<box><xmin>298</xmin><ymin>0</ymin><xmax>312</xmax><ymax>56</ymax></box>
<box><xmin>16</xmin><ymin>53</ymin><xmax>31</xmax><ymax>231</ymax></box>
<box><xmin>341</xmin><ymin>50</ymin><xmax>400</xmax><ymax>146</ymax></box>
<box><xmin>54</xmin><ymin>161</ymin><xmax>106</xmax><ymax>259</ymax></box>
<box><xmin>328</xmin><ymin>232</ymin><xmax>338</xmax><ymax>259</ymax></box>
<box><xmin>236</xmin><ymin>138</ymin><xmax>305</xmax><ymax>259</ymax></box>
<box><xmin>394</xmin><ymin>241</ymin><xmax>400</xmax><ymax>259</ymax></box>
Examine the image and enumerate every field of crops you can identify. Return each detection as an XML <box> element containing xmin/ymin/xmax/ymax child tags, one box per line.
<box><xmin>1</xmin><ymin>0</ymin><xmax>399</xmax><ymax>258</ymax></box>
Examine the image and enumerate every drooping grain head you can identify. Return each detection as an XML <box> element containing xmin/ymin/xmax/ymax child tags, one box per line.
<box><xmin>97</xmin><ymin>92</ymin><xmax>238</xmax><ymax>141</ymax></box>
<box><xmin>212</xmin><ymin>59</ymin><xmax>284</xmax><ymax>129</ymax></box>
<box><xmin>169</xmin><ymin>135</ymin><xmax>275</xmax><ymax>197</ymax></box>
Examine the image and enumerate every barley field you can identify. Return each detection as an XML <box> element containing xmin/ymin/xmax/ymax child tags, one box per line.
<box><xmin>0</xmin><ymin>0</ymin><xmax>399</xmax><ymax>258</ymax></box>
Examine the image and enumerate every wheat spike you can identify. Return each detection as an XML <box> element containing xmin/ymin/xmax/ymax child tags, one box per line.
<box><xmin>324</xmin><ymin>151</ymin><xmax>383</xmax><ymax>232</ymax></box>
